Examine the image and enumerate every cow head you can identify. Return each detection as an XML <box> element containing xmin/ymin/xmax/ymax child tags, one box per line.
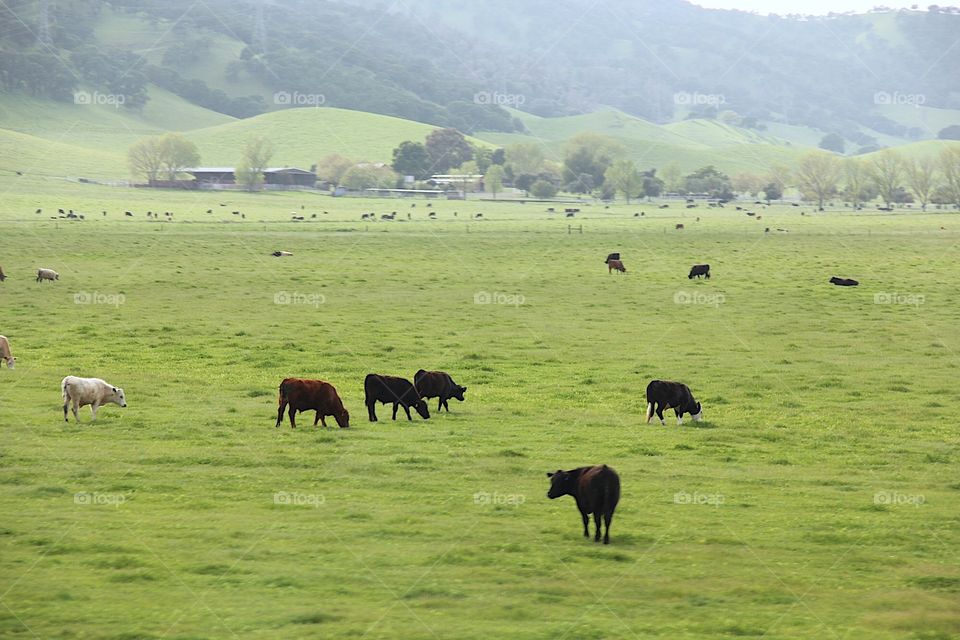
<box><xmin>112</xmin><ymin>387</ymin><xmax>127</xmax><ymax>407</ymax></box>
<box><xmin>335</xmin><ymin>408</ymin><xmax>350</xmax><ymax>429</ymax></box>
<box><xmin>546</xmin><ymin>470</ymin><xmax>575</xmax><ymax>499</ymax></box>
<box><xmin>690</xmin><ymin>402</ymin><xmax>702</xmax><ymax>422</ymax></box>
<box><xmin>414</xmin><ymin>399</ymin><xmax>430</xmax><ymax>419</ymax></box>
<box><xmin>451</xmin><ymin>385</ymin><xmax>467</xmax><ymax>402</ymax></box>
<box><xmin>5</xmin><ymin>357</ymin><xmax>15</xmax><ymax>369</ymax></box>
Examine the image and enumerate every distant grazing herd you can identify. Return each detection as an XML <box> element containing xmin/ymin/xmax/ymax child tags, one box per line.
<box><xmin>3</xmin><ymin>200</ymin><xmax>877</xmax><ymax>545</ymax></box>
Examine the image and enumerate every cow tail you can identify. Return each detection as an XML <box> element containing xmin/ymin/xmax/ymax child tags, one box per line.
<box><xmin>277</xmin><ymin>380</ymin><xmax>287</xmax><ymax>405</ymax></box>
<box><xmin>645</xmin><ymin>402</ymin><xmax>653</xmax><ymax>422</ymax></box>
<box><xmin>61</xmin><ymin>378</ymin><xmax>68</xmax><ymax>402</ymax></box>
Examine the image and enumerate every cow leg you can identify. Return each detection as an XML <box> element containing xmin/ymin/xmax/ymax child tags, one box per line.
<box><xmin>441</xmin><ymin>397</ymin><xmax>449</xmax><ymax>412</ymax></box>
<box><xmin>603</xmin><ymin>511</ymin><xmax>613</xmax><ymax>544</ymax></box>
<box><xmin>90</xmin><ymin>402</ymin><xmax>100</xmax><ymax>422</ymax></box>
<box><xmin>276</xmin><ymin>400</ymin><xmax>287</xmax><ymax>428</ymax></box>
<box><xmin>72</xmin><ymin>400</ymin><xmax>81</xmax><ymax>423</ymax></box>
<box><xmin>676</xmin><ymin>409</ymin><xmax>683</xmax><ymax>426</ymax></box>
<box><xmin>593</xmin><ymin>512</ymin><xmax>602</xmax><ymax>542</ymax></box>
<box><xmin>317</xmin><ymin>413</ymin><xmax>327</xmax><ymax>428</ymax></box>
<box><xmin>63</xmin><ymin>397</ymin><xmax>70</xmax><ymax>422</ymax></box>
<box><xmin>392</xmin><ymin>403</ymin><xmax>399</xmax><ymax>420</ymax></box>
<box><xmin>437</xmin><ymin>398</ymin><xmax>443</xmax><ymax>412</ymax></box>
<box><xmin>655</xmin><ymin>404</ymin><xmax>666</xmax><ymax>426</ymax></box>
<box><xmin>289</xmin><ymin>408</ymin><xmax>297</xmax><ymax>429</ymax></box>
<box><xmin>403</xmin><ymin>405</ymin><xmax>413</xmax><ymax>421</ymax></box>
<box><xmin>367</xmin><ymin>401</ymin><xmax>378</xmax><ymax>422</ymax></box>
<box><xmin>580</xmin><ymin>509</ymin><xmax>589</xmax><ymax>538</ymax></box>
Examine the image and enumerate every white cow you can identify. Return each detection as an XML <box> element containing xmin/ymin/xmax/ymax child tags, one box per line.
<box><xmin>36</xmin><ymin>268</ymin><xmax>59</xmax><ymax>283</ymax></box>
<box><xmin>61</xmin><ymin>376</ymin><xmax>127</xmax><ymax>422</ymax></box>
<box><xmin>0</xmin><ymin>336</ymin><xmax>14</xmax><ymax>369</ymax></box>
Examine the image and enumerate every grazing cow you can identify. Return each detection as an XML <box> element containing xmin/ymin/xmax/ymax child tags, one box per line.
<box><xmin>271</xmin><ymin>251</ymin><xmax>293</xmax><ymax>257</ymax></box>
<box><xmin>61</xmin><ymin>376</ymin><xmax>126</xmax><ymax>422</ymax></box>
<box><xmin>829</xmin><ymin>277</ymin><xmax>859</xmax><ymax>287</ymax></box>
<box><xmin>604</xmin><ymin>252</ymin><xmax>620</xmax><ymax>264</ymax></box>
<box><xmin>546</xmin><ymin>464</ymin><xmax>620</xmax><ymax>544</ymax></box>
<box><xmin>428</xmin><ymin>212</ymin><xmax>437</xmax><ymax>219</ymax></box>
<box><xmin>125</xmin><ymin>211</ymin><xmax>133</xmax><ymax>217</ymax></box>
<box><xmin>688</xmin><ymin>264</ymin><xmax>710</xmax><ymax>279</ymax></box>
<box><xmin>675</xmin><ymin>224</ymin><xmax>684</xmax><ymax>230</ymax></box>
<box><xmin>414</xmin><ymin>369</ymin><xmax>467</xmax><ymax>412</ymax></box>
<box><xmin>686</xmin><ymin>204</ymin><xmax>697</xmax><ymax>209</ymax></box>
<box><xmin>0</xmin><ymin>335</ymin><xmax>15</xmax><ymax>369</ymax></box>
<box><xmin>659</xmin><ymin>204</ymin><xmax>669</xmax><ymax>209</ymax></box>
<box><xmin>275</xmin><ymin>378</ymin><xmax>349</xmax><ymax>429</ymax></box>
<box><xmin>566</xmin><ymin>212</ymin><xmax>575</xmax><ymax>218</ymax></box>
<box><xmin>0</xmin><ymin>266</ymin><xmax>6</xmax><ymax>282</ymax></box>
<box><xmin>646</xmin><ymin>379</ymin><xmax>702</xmax><ymax>425</ymax></box>
<box><xmin>36</xmin><ymin>268</ymin><xmax>58</xmax><ymax>283</ymax></box>
<box><xmin>364</xmin><ymin>374</ymin><xmax>429</xmax><ymax>422</ymax></box>
<box><xmin>607</xmin><ymin>259</ymin><xmax>626</xmax><ymax>274</ymax></box>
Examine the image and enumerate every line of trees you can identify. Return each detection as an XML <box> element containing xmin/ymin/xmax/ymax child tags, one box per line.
<box><xmin>127</xmin><ymin>134</ymin><xmax>276</xmax><ymax>191</ymax></box>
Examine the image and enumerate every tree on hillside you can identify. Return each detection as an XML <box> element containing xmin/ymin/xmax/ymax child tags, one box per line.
<box><xmin>505</xmin><ymin>143</ymin><xmax>545</xmax><ymax>177</ymax></box>
<box><xmin>906</xmin><ymin>156</ymin><xmax>938</xmax><ymax>211</ymax></box>
<box><xmin>474</xmin><ymin>147</ymin><xmax>494</xmax><ymax>174</ymax></box>
<box><xmin>940</xmin><ymin>146</ymin><xmax>960</xmax><ymax>208</ymax></box>
<box><xmin>316</xmin><ymin>154</ymin><xmax>354</xmax><ymax>186</ymax></box>
<box><xmin>732</xmin><ymin>173</ymin><xmax>763</xmax><ymax>197</ymax></box>
<box><xmin>341</xmin><ymin>164</ymin><xmax>398</xmax><ymax>190</ymax></box>
<box><xmin>485</xmin><ymin>164</ymin><xmax>505</xmax><ymax>199</ymax></box>
<box><xmin>819</xmin><ymin>133</ymin><xmax>845</xmax><ymax>154</ymax></box>
<box><xmin>641</xmin><ymin>169</ymin><xmax>664</xmax><ymax>198</ymax></box>
<box><xmin>683</xmin><ymin>165</ymin><xmax>735</xmax><ymax>200</ymax></box>
<box><xmin>425</xmin><ymin>128</ymin><xmax>473</xmax><ymax>174</ymax></box>
<box><xmin>661</xmin><ymin>162</ymin><xmax>684</xmax><ymax>194</ymax></box>
<box><xmin>762</xmin><ymin>182</ymin><xmax>782</xmax><ymax>203</ymax></box>
<box><xmin>843</xmin><ymin>157</ymin><xmax>870</xmax><ymax>208</ymax></box>
<box><xmin>870</xmin><ymin>149</ymin><xmax>906</xmax><ymax>208</ymax></box>
<box><xmin>768</xmin><ymin>164</ymin><xmax>792</xmax><ymax>195</ymax></box>
<box><xmin>158</xmin><ymin>133</ymin><xmax>200</xmax><ymax>181</ymax></box>
<box><xmin>561</xmin><ymin>133</ymin><xmax>624</xmax><ymax>194</ymax></box>
<box><xmin>530</xmin><ymin>179</ymin><xmax>557</xmax><ymax>199</ymax></box>
<box><xmin>937</xmin><ymin>125</ymin><xmax>960</xmax><ymax>141</ymax></box>
<box><xmin>604</xmin><ymin>159</ymin><xmax>643</xmax><ymax>203</ymax></box>
<box><xmin>795</xmin><ymin>152</ymin><xmax>840</xmax><ymax>209</ymax></box>
<box><xmin>236</xmin><ymin>135</ymin><xmax>274</xmax><ymax>192</ymax></box>
<box><xmin>391</xmin><ymin>141</ymin><xmax>431</xmax><ymax>180</ymax></box>
<box><xmin>127</xmin><ymin>136</ymin><xmax>165</xmax><ymax>185</ymax></box>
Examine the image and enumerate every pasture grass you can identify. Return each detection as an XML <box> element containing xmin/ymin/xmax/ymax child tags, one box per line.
<box><xmin>1</xmin><ymin>185</ymin><xmax>959</xmax><ymax>639</ymax></box>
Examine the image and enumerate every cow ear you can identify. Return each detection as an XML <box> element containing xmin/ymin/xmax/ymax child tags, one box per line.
<box><xmin>462</xmin><ymin>386</ymin><xmax>468</xmax><ymax>391</ymax></box>
<box><xmin>112</xmin><ymin>387</ymin><xmax>117</xmax><ymax>393</ymax></box>
<box><xmin>546</xmin><ymin>472</ymin><xmax>554</xmax><ymax>477</ymax></box>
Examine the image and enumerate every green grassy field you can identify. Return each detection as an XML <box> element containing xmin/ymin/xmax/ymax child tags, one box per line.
<box><xmin>1</xmin><ymin>178</ymin><xmax>959</xmax><ymax>639</ymax></box>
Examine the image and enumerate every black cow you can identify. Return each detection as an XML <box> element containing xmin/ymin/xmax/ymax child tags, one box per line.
<box><xmin>688</xmin><ymin>264</ymin><xmax>710</xmax><ymax>279</ymax></box>
<box><xmin>364</xmin><ymin>374</ymin><xmax>429</xmax><ymax>422</ymax></box>
<box><xmin>546</xmin><ymin>465</ymin><xmax>620</xmax><ymax>544</ymax></box>
<box><xmin>829</xmin><ymin>277</ymin><xmax>859</xmax><ymax>287</ymax></box>
<box><xmin>604</xmin><ymin>252</ymin><xmax>621</xmax><ymax>264</ymax></box>
<box><xmin>645</xmin><ymin>380</ymin><xmax>702</xmax><ymax>426</ymax></box>
<box><xmin>414</xmin><ymin>369</ymin><xmax>467</xmax><ymax>412</ymax></box>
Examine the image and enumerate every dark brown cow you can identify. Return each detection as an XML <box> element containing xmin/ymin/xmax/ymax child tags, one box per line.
<box><xmin>547</xmin><ymin>465</ymin><xmax>620</xmax><ymax>544</ymax></box>
<box><xmin>607</xmin><ymin>259</ymin><xmax>626</xmax><ymax>274</ymax></box>
<box><xmin>414</xmin><ymin>369</ymin><xmax>467</xmax><ymax>412</ymax></box>
<box><xmin>364</xmin><ymin>374</ymin><xmax>429</xmax><ymax>422</ymax></box>
<box><xmin>675</xmin><ymin>223</ymin><xmax>684</xmax><ymax>230</ymax></box>
<box><xmin>276</xmin><ymin>378</ymin><xmax>349</xmax><ymax>429</ymax></box>
<box><xmin>0</xmin><ymin>266</ymin><xmax>6</xmax><ymax>282</ymax></box>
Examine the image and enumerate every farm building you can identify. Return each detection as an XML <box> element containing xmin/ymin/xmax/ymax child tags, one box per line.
<box><xmin>185</xmin><ymin>167</ymin><xmax>317</xmax><ymax>188</ymax></box>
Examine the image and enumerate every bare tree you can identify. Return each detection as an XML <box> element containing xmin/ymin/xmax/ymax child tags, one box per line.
<box><xmin>906</xmin><ymin>156</ymin><xmax>938</xmax><ymax>211</ymax></box>
<box><xmin>795</xmin><ymin>152</ymin><xmax>839</xmax><ymax>209</ymax></box>
<box><xmin>870</xmin><ymin>149</ymin><xmax>906</xmax><ymax>208</ymax></box>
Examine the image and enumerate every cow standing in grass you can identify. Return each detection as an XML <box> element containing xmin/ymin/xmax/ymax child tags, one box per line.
<box><xmin>546</xmin><ymin>465</ymin><xmax>620</xmax><ymax>544</ymax></box>
<box><xmin>0</xmin><ymin>336</ymin><xmax>14</xmax><ymax>369</ymax></box>
<box><xmin>0</xmin><ymin>266</ymin><xmax>6</xmax><ymax>282</ymax></box>
<box><xmin>61</xmin><ymin>376</ymin><xmax>126</xmax><ymax>422</ymax></box>
<box><xmin>36</xmin><ymin>268</ymin><xmax>58</xmax><ymax>283</ymax></box>
<box><xmin>688</xmin><ymin>264</ymin><xmax>710</xmax><ymax>279</ymax></box>
<box><xmin>276</xmin><ymin>378</ymin><xmax>349</xmax><ymax>429</ymax></box>
<box><xmin>364</xmin><ymin>374</ymin><xmax>429</xmax><ymax>422</ymax></box>
<box><xmin>646</xmin><ymin>380</ymin><xmax>702</xmax><ymax>425</ymax></box>
<box><xmin>414</xmin><ymin>369</ymin><xmax>467</xmax><ymax>413</ymax></box>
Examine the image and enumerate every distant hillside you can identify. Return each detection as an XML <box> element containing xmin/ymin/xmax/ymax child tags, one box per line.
<box><xmin>1</xmin><ymin>0</ymin><xmax>958</xmax><ymax>149</ymax></box>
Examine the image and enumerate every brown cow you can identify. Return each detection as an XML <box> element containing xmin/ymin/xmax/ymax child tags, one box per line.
<box><xmin>675</xmin><ymin>224</ymin><xmax>685</xmax><ymax>230</ymax></box>
<box><xmin>607</xmin><ymin>259</ymin><xmax>626</xmax><ymax>274</ymax></box>
<box><xmin>276</xmin><ymin>378</ymin><xmax>349</xmax><ymax>429</ymax></box>
<box><xmin>0</xmin><ymin>266</ymin><xmax>6</xmax><ymax>282</ymax></box>
<box><xmin>547</xmin><ymin>465</ymin><xmax>620</xmax><ymax>544</ymax></box>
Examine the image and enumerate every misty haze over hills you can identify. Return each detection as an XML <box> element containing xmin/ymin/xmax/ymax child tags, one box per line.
<box><xmin>0</xmin><ymin>0</ymin><xmax>957</xmax><ymax>149</ymax></box>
